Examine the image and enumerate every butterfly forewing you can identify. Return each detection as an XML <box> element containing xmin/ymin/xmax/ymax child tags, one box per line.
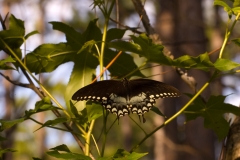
<box><xmin>72</xmin><ymin>80</ymin><xmax>121</xmax><ymax>101</ymax></box>
<box><xmin>72</xmin><ymin>80</ymin><xmax>130</xmax><ymax>117</ymax></box>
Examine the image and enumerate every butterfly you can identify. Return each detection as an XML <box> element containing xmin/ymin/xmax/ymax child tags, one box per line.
<box><xmin>72</xmin><ymin>78</ymin><xmax>181</xmax><ymax>122</ymax></box>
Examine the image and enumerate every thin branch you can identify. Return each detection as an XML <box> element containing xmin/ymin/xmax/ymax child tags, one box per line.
<box><xmin>0</xmin><ymin>72</ymin><xmax>33</xmax><ymax>88</ymax></box>
<box><xmin>131</xmin><ymin>0</ymin><xmax>155</xmax><ymax>34</ymax></box>
<box><xmin>109</xmin><ymin>17</ymin><xmax>143</xmax><ymax>34</ymax></box>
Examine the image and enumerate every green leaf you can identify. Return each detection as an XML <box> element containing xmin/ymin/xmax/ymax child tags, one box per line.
<box><xmin>108</xmin><ymin>41</ymin><xmax>140</xmax><ymax>54</ymax></box>
<box><xmin>0</xmin><ymin>56</ymin><xmax>15</xmax><ymax>70</ymax></box>
<box><xmin>232</xmin><ymin>6</ymin><xmax>240</xmax><ymax>14</ymax></box>
<box><xmin>150</xmin><ymin>106</ymin><xmax>165</xmax><ymax>117</ymax></box>
<box><xmin>106</xmin><ymin>28</ymin><xmax>126</xmax><ymax>42</ymax></box>
<box><xmin>0</xmin><ymin>118</ymin><xmax>24</xmax><ymax>131</ymax></box>
<box><xmin>214</xmin><ymin>58</ymin><xmax>240</xmax><ymax>71</ymax></box>
<box><xmin>109</xmin><ymin>35</ymin><xmax>214</xmax><ymax>71</ymax></box>
<box><xmin>86</xmin><ymin>102</ymin><xmax>103</xmax><ymax>121</ymax></box>
<box><xmin>42</xmin><ymin>117</ymin><xmax>68</xmax><ymax>127</ymax></box>
<box><xmin>82</xmin><ymin>19</ymin><xmax>102</xmax><ymax>42</ymax></box>
<box><xmin>25</xmin><ymin>43</ymin><xmax>74</xmax><ymax>74</ymax></box>
<box><xmin>47</xmin><ymin>150</ymin><xmax>91</xmax><ymax>160</ymax></box>
<box><xmin>214</xmin><ymin>0</ymin><xmax>233</xmax><ymax>17</ymax></box>
<box><xmin>65</xmin><ymin>54</ymin><xmax>97</xmax><ymax>112</ymax></box>
<box><xmin>184</xmin><ymin>95</ymin><xmax>240</xmax><ymax>140</ymax></box>
<box><xmin>173</xmin><ymin>53</ymin><xmax>214</xmax><ymax>71</ymax></box>
<box><xmin>204</xmin><ymin>115</ymin><xmax>229</xmax><ymax>140</ymax></box>
<box><xmin>112</xmin><ymin>149</ymin><xmax>148</xmax><ymax>160</ymax></box>
<box><xmin>24</xmin><ymin>97</ymin><xmax>60</xmax><ymax>118</ymax></box>
<box><xmin>0</xmin><ymin>14</ymin><xmax>25</xmax><ymax>59</ymax></box>
<box><xmin>24</xmin><ymin>30</ymin><xmax>39</xmax><ymax>40</ymax></box>
<box><xmin>233</xmin><ymin>0</ymin><xmax>240</xmax><ymax>7</ymax></box>
<box><xmin>50</xmin><ymin>21</ymin><xmax>84</xmax><ymax>49</ymax></box>
<box><xmin>130</xmin><ymin>34</ymin><xmax>166</xmax><ymax>63</ymax></box>
<box><xmin>35</xmin><ymin>117</ymin><xmax>68</xmax><ymax>132</ymax></box>
<box><xmin>70</xmin><ymin>100</ymin><xmax>80</xmax><ymax>117</ymax></box>
<box><xmin>232</xmin><ymin>38</ymin><xmax>240</xmax><ymax>46</ymax></box>
<box><xmin>104</xmin><ymin>49</ymin><xmax>144</xmax><ymax>78</ymax></box>
<box><xmin>78</xmin><ymin>40</ymin><xmax>98</xmax><ymax>55</ymax></box>
<box><xmin>214</xmin><ymin>0</ymin><xmax>232</xmax><ymax>10</ymax></box>
<box><xmin>74</xmin><ymin>107</ymin><xmax>88</xmax><ymax>126</ymax></box>
<box><xmin>65</xmin><ymin>20</ymin><xmax>101</xmax><ymax>112</ymax></box>
<box><xmin>50</xmin><ymin>144</ymin><xmax>71</xmax><ymax>152</ymax></box>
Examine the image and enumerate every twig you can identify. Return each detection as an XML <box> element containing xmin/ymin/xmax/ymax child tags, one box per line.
<box><xmin>0</xmin><ymin>72</ymin><xmax>33</xmax><ymax>89</ymax></box>
<box><xmin>109</xmin><ymin>17</ymin><xmax>143</xmax><ymax>34</ymax></box>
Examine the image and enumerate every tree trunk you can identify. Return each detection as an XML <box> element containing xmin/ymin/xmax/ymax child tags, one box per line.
<box><xmin>224</xmin><ymin>116</ymin><xmax>240</xmax><ymax>160</ymax></box>
<box><xmin>154</xmin><ymin>0</ymin><xmax>215</xmax><ymax>159</ymax></box>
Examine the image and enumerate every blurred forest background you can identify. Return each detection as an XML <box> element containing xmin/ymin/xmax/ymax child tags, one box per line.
<box><xmin>0</xmin><ymin>0</ymin><xmax>240</xmax><ymax>160</ymax></box>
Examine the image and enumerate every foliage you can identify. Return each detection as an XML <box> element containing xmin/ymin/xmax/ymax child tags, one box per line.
<box><xmin>0</xmin><ymin>0</ymin><xmax>240</xmax><ymax>159</ymax></box>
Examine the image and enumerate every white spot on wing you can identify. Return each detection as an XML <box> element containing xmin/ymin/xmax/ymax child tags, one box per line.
<box><xmin>106</xmin><ymin>105</ymin><xmax>111</xmax><ymax>109</ymax></box>
<box><xmin>111</xmin><ymin>108</ymin><xmax>117</xmax><ymax>113</ymax></box>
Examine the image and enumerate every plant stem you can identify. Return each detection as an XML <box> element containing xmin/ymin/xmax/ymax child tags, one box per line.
<box><xmin>85</xmin><ymin>120</ymin><xmax>95</xmax><ymax>156</ymax></box>
<box><xmin>219</xmin><ymin>13</ymin><xmax>240</xmax><ymax>59</ymax></box>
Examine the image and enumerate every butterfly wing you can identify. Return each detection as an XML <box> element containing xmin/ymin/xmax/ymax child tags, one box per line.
<box><xmin>72</xmin><ymin>80</ymin><xmax>130</xmax><ymax>118</ymax></box>
<box><xmin>127</xmin><ymin>79</ymin><xmax>181</xmax><ymax>115</ymax></box>
<box><xmin>72</xmin><ymin>78</ymin><xmax>181</xmax><ymax>121</ymax></box>
<box><xmin>72</xmin><ymin>80</ymin><xmax>124</xmax><ymax>101</ymax></box>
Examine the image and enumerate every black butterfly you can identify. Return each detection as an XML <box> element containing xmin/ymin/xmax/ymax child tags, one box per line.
<box><xmin>72</xmin><ymin>78</ymin><xmax>181</xmax><ymax>122</ymax></box>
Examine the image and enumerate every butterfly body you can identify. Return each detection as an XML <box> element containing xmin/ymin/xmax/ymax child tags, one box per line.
<box><xmin>72</xmin><ymin>78</ymin><xmax>181</xmax><ymax>122</ymax></box>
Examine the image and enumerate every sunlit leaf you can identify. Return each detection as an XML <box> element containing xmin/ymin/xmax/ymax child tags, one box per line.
<box><xmin>0</xmin><ymin>56</ymin><xmax>15</xmax><ymax>70</ymax></box>
<box><xmin>214</xmin><ymin>58</ymin><xmax>240</xmax><ymax>71</ymax></box>
<box><xmin>24</xmin><ymin>98</ymin><xmax>60</xmax><ymax>118</ymax></box>
<box><xmin>86</xmin><ymin>102</ymin><xmax>103</xmax><ymax>121</ymax></box>
<box><xmin>65</xmin><ymin>20</ymin><xmax>101</xmax><ymax>112</ymax></box>
<box><xmin>25</xmin><ymin>43</ymin><xmax>74</xmax><ymax>74</ymax></box>
<box><xmin>214</xmin><ymin>0</ymin><xmax>232</xmax><ymax>16</ymax></box>
<box><xmin>24</xmin><ymin>30</ymin><xmax>39</xmax><ymax>40</ymax></box>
